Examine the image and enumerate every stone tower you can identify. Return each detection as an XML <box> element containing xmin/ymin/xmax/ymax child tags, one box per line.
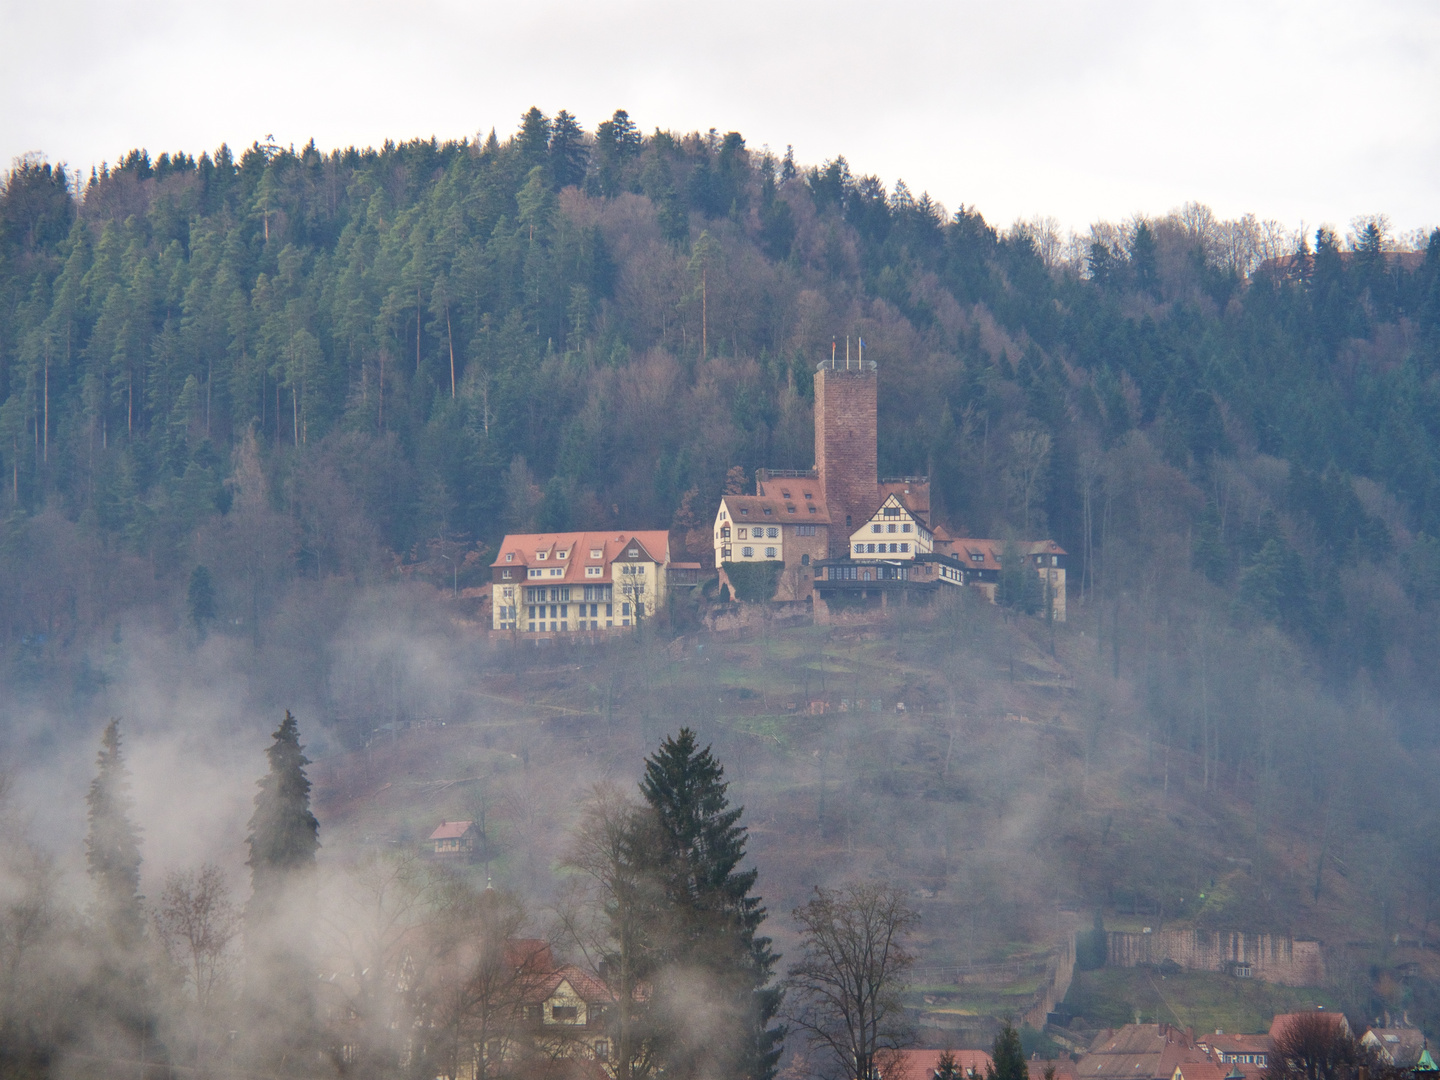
<box><xmin>814</xmin><ymin>352</ymin><xmax>879</xmax><ymax>557</ymax></box>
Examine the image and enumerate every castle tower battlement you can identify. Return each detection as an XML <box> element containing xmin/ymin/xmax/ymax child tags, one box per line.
<box><xmin>815</xmin><ymin>354</ymin><xmax>878</xmax><ymax>557</ymax></box>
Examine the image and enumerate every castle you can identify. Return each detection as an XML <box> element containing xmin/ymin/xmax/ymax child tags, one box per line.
<box><xmin>712</xmin><ymin>349</ymin><xmax>1067</xmax><ymax>619</ymax></box>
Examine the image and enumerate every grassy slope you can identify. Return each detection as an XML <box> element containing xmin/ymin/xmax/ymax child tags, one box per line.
<box><xmin>308</xmin><ymin>594</ymin><xmax>1420</xmax><ymax>1040</ymax></box>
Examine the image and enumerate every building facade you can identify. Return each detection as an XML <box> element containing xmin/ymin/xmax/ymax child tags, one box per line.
<box><xmin>491</xmin><ymin>531</ymin><xmax>671</xmax><ymax>633</ymax></box>
<box><xmin>712</xmin><ymin>346</ymin><xmax>1067</xmax><ymax>619</ymax></box>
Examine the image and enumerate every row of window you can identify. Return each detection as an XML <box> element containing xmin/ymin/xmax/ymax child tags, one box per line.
<box><xmin>826</xmin><ymin>565</ymin><xmax>909</xmax><ymax>581</ymax></box>
<box><xmin>738</xmin><ymin>546</ymin><xmax>778</xmax><ymax>558</ymax></box>
<box><xmin>870</xmin><ymin>522</ymin><xmax>913</xmax><ymax>534</ymax></box>
<box><xmin>856</xmin><ymin>542</ymin><xmax>909</xmax><ymax>554</ymax></box>
<box><xmin>525</xmin><ymin>585</ymin><xmax>626</xmax><ymax>603</ymax></box>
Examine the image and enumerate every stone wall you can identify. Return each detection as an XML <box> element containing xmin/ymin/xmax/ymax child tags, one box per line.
<box><xmin>814</xmin><ymin>363</ymin><xmax>878</xmax><ymax>556</ymax></box>
<box><xmin>1106</xmin><ymin>929</ymin><xmax>1325</xmax><ymax>985</ymax></box>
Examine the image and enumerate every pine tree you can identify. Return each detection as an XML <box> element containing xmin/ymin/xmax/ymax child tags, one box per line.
<box><xmin>245</xmin><ymin>711</ymin><xmax>319</xmax><ymax>909</ymax></box>
<box><xmin>639</xmin><ymin>728</ymin><xmax>783</xmax><ymax>1080</ymax></box>
<box><xmin>988</xmin><ymin>1021</ymin><xmax>1027</xmax><ymax>1080</ymax></box>
<box><xmin>86</xmin><ymin>718</ymin><xmax>144</xmax><ymax>944</ymax></box>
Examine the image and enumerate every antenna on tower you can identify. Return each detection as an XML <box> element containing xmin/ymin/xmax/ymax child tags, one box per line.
<box><xmin>859</xmin><ymin>336</ymin><xmax>863</xmax><ymax>366</ymax></box>
<box><xmin>831</xmin><ymin>339</ymin><xmax>836</xmax><ymax>366</ymax></box>
<box><xmin>846</xmin><ymin>336</ymin><xmax>850</xmax><ymax>369</ymax></box>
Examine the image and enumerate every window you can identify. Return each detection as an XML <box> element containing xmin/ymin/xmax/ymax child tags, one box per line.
<box><xmin>801</xmin><ymin>554</ymin><xmax>810</xmax><ymax>565</ymax></box>
<box><xmin>551</xmin><ymin>1005</ymin><xmax>579</xmax><ymax>1022</ymax></box>
<box><xmin>586</xmin><ymin>566</ymin><xmax>602</xmax><ymax>576</ymax></box>
<box><xmin>595</xmin><ymin>1040</ymin><xmax>610</xmax><ymax>1061</ymax></box>
<box><xmin>887</xmin><ymin>523</ymin><xmax>897</xmax><ymax>533</ymax></box>
<box><xmin>854</xmin><ymin>544</ymin><xmax>864</xmax><ymax>554</ymax></box>
<box><xmin>557</xmin><ymin>550</ymin><xmax>567</xmax><ymax>559</ymax></box>
<box><xmin>505</xmin><ymin>553</ymin><xmax>514</xmax><ymax>562</ymax></box>
<box><xmin>902</xmin><ymin>523</ymin><xmax>911</xmax><ymax>533</ymax></box>
<box><xmin>622</xmin><ymin>603</ymin><xmax>631</xmax><ymax>616</ymax></box>
<box><xmin>872</xmin><ymin>524</ymin><xmax>882</xmax><ymax>533</ymax></box>
<box><xmin>740</xmin><ymin>508</ymin><xmax>749</xmax><ymax>515</ymax></box>
<box><xmin>591</xmin><ymin>548</ymin><xmax>603</xmax><ymax>558</ymax></box>
<box><xmin>529</xmin><ymin>568</ymin><xmax>543</xmax><ymax>578</ymax></box>
<box><xmin>867</xmin><ymin>543</ymin><xmax>876</xmax><ymax>553</ymax></box>
<box><xmin>742</xmin><ymin>546</ymin><xmax>754</xmax><ymax>557</ymax></box>
<box><xmin>763</xmin><ymin>508</ymin><xmax>772</xmax><ymax>515</ymax></box>
<box><xmin>767</xmin><ymin>527</ymin><xmax>778</xmax><ymax>538</ymax></box>
<box><xmin>502</xmin><ymin>569</ymin><xmax>512</xmax><ymax>579</ymax></box>
<box><xmin>797</xmin><ymin>525</ymin><xmax>816</xmax><ymax>536</ymax></box>
<box><xmin>900</xmin><ymin>543</ymin><xmax>909</xmax><ymax>553</ymax></box>
<box><xmin>787</xmin><ymin>506</ymin><xmax>796</xmax><ymax>513</ymax></box>
<box><xmin>1052</xmin><ymin>555</ymin><xmax>1059</xmax><ymax>566</ymax></box>
<box><xmin>584</xmin><ymin>584</ymin><xmax>611</xmax><ymax>602</ymax></box>
<box><xmin>606</xmin><ymin>604</ymin><xmax>613</xmax><ymax>616</ymax></box>
<box><xmin>803</xmin><ymin>492</ymin><xmax>813</xmax><ymax>500</ymax></box>
<box><xmin>809</xmin><ymin>506</ymin><xmax>817</xmax><ymax>513</ymax></box>
<box><xmin>765</xmin><ymin>547</ymin><xmax>777</xmax><ymax>558</ymax></box>
<box><xmin>970</xmin><ymin>553</ymin><xmax>984</xmax><ymax>562</ymax></box>
<box><xmin>550</xmin><ymin>568</ymin><xmax>562</xmax><ymax>576</ymax></box>
<box><xmin>883</xmin><ymin>505</ymin><xmax>900</xmax><ymax>517</ymax></box>
<box><xmin>720</xmin><ymin>526</ymin><xmax>731</xmax><ymax>538</ymax></box>
<box><xmin>737</xmin><ymin>527</ymin><xmax>747</xmax><ymax>539</ymax></box>
<box><xmin>537</xmin><ymin>552</ymin><xmax>547</xmax><ymax>560</ymax></box>
<box><xmin>781</xmin><ymin>489</ymin><xmax>791</xmax><ymax>498</ymax></box>
<box><xmin>721</xmin><ymin>546</ymin><xmax>731</xmax><ymax>559</ymax></box>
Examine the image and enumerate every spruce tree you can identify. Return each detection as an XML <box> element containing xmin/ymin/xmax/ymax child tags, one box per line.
<box><xmin>245</xmin><ymin>711</ymin><xmax>319</xmax><ymax>910</ymax></box>
<box><xmin>86</xmin><ymin>718</ymin><xmax>143</xmax><ymax>944</ymax></box>
<box><xmin>988</xmin><ymin>1021</ymin><xmax>1027</xmax><ymax>1080</ymax></box>
<box><xmin>639</xmin><ymin>728</ymin><xmax>783</xmax><ymax>1080</ymax></box>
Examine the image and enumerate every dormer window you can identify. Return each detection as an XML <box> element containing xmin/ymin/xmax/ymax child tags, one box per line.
<box><xmin>763</xmin><ymin>508</ymin><xmax>772</xmax><ymax>515</ymax></box>
<box><xmin>787</xmin><ymin>505</ymin><xmax>796</xmax><ymax>513</ymax></box>
<box><xmin>537</xmin><ymin>552</ymin><xmax>547</xmax><ymax>560</ymax></box>
<box><xmin>590</xmin><ymin>549</ymin><xmax>602</xmax><ymax>559</ymax></box>
<box><xmin>781</xmin><ymin>490</ymin><xmax>791</xmax><ymax>498</ymax></box>
<box><xmin>809</xmin><ymin>506</ymin><xmax>817</xmax><ymax>513</ymax></box>
<box><xmin>557</xmin><ymin>551</ymin><xmax>567</xmax><ymax>559</ymax></box>
<box><xmin>740</xmin><ymin>508</ymin><xmax>749</xmax><ymax>515</ymax></box>
<box><xmin>803</xmin><ymin>492</ymin><xmax>813</xmax><ymax>500</ymax></box>
<box><xmin>628</xmin><ymin>549</ymin><xmax>638</xmax><ymax>558</ymax></box>
<box><xmin>505</xmin><ymin>553</ymin><xmax>514</xmax><ymax>562</ymax></box>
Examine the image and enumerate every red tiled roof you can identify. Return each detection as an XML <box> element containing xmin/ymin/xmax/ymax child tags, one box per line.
<box><xmin>491</xmin><ymin>531</ymin><xmax>670</xmax><ymax>581</ymax></box>
<box><xmin>429</xmin><ymin>821</ymin><xmax>474</xmax><ymax>841</ymax></box>
<box><xmin>936</xmin><ymin>537</ymin><xmax>1067</xmax><ymax>570</ymax></box>
<box><xmin>522</xmin><ymin>963</ymin><xmax>618</xmax><ymax>1006</ymax></box>
<box><xmin>505</xmin><ymin>938</ymin><xmax>555</xmax><ymax>974</ymax></box>
<box><xmin>884</xmin><ymin>1049</ymin><xmax>993</xmax><ymax>1080</ymax></box>
<box><xmin>1029</xmin><ymin>1062</ymin><xmax>1080</xmax><ymax>1080</ymax></box>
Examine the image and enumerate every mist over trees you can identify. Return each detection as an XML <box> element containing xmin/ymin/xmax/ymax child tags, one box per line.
<box><xmin>3</xmin><ymin>106</ymin><xmax>1440</xmax><ymax>1074</ymax></box>
<box><xmin>1</xmin><ymin>713</ymin><xmax>804</xmax><ymax>1080</ymax></box>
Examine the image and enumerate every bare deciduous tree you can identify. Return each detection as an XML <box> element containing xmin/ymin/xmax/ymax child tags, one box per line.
<box><xmin>784</xmin><ymin>882</ymin><xmax>918</xmax><ymax>1080</ymax></box>
<box><xmin>156</xmin><ymin>864</ymin><xmax>241</xmax><ymax>1010</ymax></box>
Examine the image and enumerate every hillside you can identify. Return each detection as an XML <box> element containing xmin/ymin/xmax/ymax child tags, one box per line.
<box><xmin>295</xmin><ymin>589</ymin><xmax>1440</xmax><ymax>1043</ymax></box>
<box><xmin>4</xmin><ymin>110</ymin><xmax>1440</xmax><ymax>1056</ymax></box>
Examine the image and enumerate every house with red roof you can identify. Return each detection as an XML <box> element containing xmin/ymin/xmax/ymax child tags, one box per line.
<box><xmin>490</xmin><ymin>531</ymin><xmax>673</xmax><ymax>633</ymax></box>
<box><xmin>429</xmin><ymin>820</ymin><xmax>478</xmax><ymax>857</ymax></box>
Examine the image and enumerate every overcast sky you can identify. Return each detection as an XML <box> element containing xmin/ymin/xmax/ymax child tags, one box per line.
<box><xmin>2</xmin><ymin>0</ymin><xmax>1436</xmax><ymax>239</ymax></box>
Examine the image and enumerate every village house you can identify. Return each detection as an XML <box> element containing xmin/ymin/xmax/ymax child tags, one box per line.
<box><xmin>428</xmin><ymin>820</ymin><xmax>478</xmax><ymax>857</ymax></box>
<box><xmin>490</xmin><ymin>531</ymin><xmax>674</xmax><ymax>634</ymax></box>
<box><xmin>1363</xmin><ymin>1026</ymin><xmax>1429</xmax><ymax>1068</ymax></box>
<box><xmin>714</xmin><ymin>345</ymin><xmax>1066</xmax><ymax>618</ymax></box>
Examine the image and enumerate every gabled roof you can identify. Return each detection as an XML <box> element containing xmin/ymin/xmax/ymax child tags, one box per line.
<box><xmin>522</xmin><ymin>963</ymin><xmax>618</xmax><ymax>1005</ymax></box>
<box><xmin>492</xmin><ymin>531</ymin><xmax>671</xmax><ymax>583</ymax></box>
<box><xmin>1362</xmin><ymin>1028</ymin><xmax>1427</xmax><ymax>1067</ymax></box>
<box><xmin>1080</xmin><ymin>1024</ymin><xmax>1208</xmax><ymax>1080</ymax></box>
<box><xmin>429</xmin><ymin>821</ymin><xmax>474</xmax><ymax>841</ymax></box>
<box><xmin>878</xmin><ymin>480</ymin><xmax>930</xmax><ymax>523</ymax></box>
<box><xmin>720</xmin><ymin>491</ymin><xmax>830</xmax><ymax>524</ymax></box>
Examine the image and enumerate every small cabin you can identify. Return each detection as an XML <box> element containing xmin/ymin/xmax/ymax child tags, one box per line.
<box><xmin>429</xmin><ymin>820</ymin><xmax>477</xmax><ymax>857</ymax></box>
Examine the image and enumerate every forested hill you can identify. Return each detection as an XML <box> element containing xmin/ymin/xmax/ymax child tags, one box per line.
<box><xmin>3</xmin><ymin>111</ymin><xmax>1440</xmax><ymax>727</ymax></box>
